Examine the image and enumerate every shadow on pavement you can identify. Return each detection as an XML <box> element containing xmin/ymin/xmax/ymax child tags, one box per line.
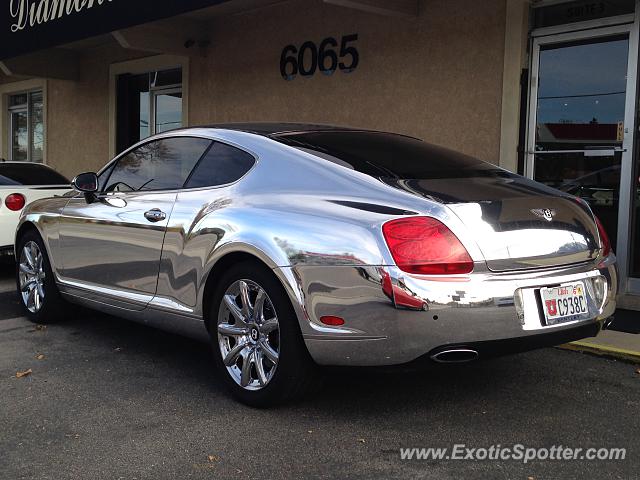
<box><xmin>0</xmin><ymin>256</ymin><xmax>21</xmax><ymax>320</ymax></box>
<box><xmin>19</xmin><ymin>307</ymin><xmax>577</xmax><ymax>410</ymax></box>
<box><xmin>609</xmin><ymin>309</ymin><xmax>640</xmax><ymax>334</ymax></box>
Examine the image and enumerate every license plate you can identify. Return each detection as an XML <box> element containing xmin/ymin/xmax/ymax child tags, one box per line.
<box><xmin>540</xmin><ymin>282</ymin><xmax>589</xmax><ymax>326</ymax></box>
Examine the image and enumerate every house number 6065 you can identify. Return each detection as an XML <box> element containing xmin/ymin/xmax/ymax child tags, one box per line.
<box><xmin>280</xmin><ymin>34</ymin><xmax>359</xmax><ymax>81</ymax></box>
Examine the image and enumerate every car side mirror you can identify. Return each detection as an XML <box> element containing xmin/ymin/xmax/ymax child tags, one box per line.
<box><xmin>72</xmin><ymin>172</ymin><xmax>98</xmax><ymax>203</ymax></box>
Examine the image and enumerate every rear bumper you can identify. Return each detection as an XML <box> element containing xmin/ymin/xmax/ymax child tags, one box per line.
<box><xmin>424</xmin><ymin>322</ymin><xmax>601</xmax><ymax>363</ymax></box>
<box><xmin>279</xmin><ymin>256</ymin><xmax>617</xmax><ymax>366</ymax></box>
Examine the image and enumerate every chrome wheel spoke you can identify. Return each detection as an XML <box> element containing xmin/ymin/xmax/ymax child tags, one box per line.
<box><xmin>218</xmin><ymin>323</ymin><xmax>249</xmax><ymax>337</ymax></box>
<box><xmin>26</xmin><ymin>285</ymin><xmax>37</xmax><ymax>310</ymax></box>
<box><xmin>21</xmin><ymin>279</ymin><xmax>36</xmax><ymax>293</ymax></box>
<box><xmin>223</xmin><ymin>294</ymin><xmax>247</xmax><ymax>325</ymax></box>
<box><xmin>33</xmin><ymin>289</ymin><xmax>41</xmax><ymax>311</ymax></box>
<box><xmin>23</xmin><ymin>246</ymin><xmax>36</xmax><ymax>270</ymax></box>
<box><xmin>254</xmin><ymin>350</ymin><xmax>268</xmax><ymax>386</ymax></box>
<box><xmin>253</xmin><ymin>289</ymin><xmax>266</xmax><ymax>323</ymax></box>
<box><xmin>36</xmin><ymin>283</ymin><xmax>45</xmax><ymax>300</ymax></box>
<box><xmin>223</xmin><ymin>340</ymin><xmax>249</xmax><ymax>367</ymax></box>
<box><xmin>238</xmin><ymin>281</ymin><xmax>252</xmax><ymax>319</ymax></box>
<box><xmin>260</xmin><ymin>340</ymin><xmax>279</xmax><ymax>364</ymax></box>
<box><xmin>30</xmin><ymin>244</ymin><xmax>40</xmax><ymax>268</ymax></box>
<box><xmin>240</xmin><ymin>349</ymin><xmax>254</xmax><ymax>387</ymax></box>
<box><xmin>19</xmin><ymin>263</ymin><xmax>35</xmax><ymax>276</ymax></box>
<box><xmin>36</xmin><ymin>254</ymin><xmax>44</xmax><ymax>275</ymax></box>
<box><xmin>260</xmin><ymin>318</ymin><xmax>278</xmax><ymax>334</ymax></box>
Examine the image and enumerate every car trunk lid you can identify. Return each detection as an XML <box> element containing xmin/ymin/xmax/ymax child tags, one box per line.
<box><xmin>383</xmin><ymin>173</ymin><xmax>600</xmax><ymax>272</ymax></box>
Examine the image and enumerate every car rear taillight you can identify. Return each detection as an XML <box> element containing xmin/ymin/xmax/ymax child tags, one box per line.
<box><xmin>595</xmin><ymin>216</ymin><xmax>611</xmax><ymax>257</ymax></box>
<box><xmin>382</xmin><ymin>217</ymin><xmax>474</xmax><ymax>275</ymax></box>
<box><xmin>5</xmin><ymin>193</ymin><xmax>25</xmax><ymax>211</ymax></box>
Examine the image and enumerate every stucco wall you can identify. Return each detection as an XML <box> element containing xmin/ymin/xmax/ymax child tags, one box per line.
<box><xmin>46</xmin><ymin>48</ymin><xmax>147</xmax><ymax>176</ymax></box>
<box><xmin>190</xmin><ymin>0</ymin><xmax>508</xmax><ymax>163</ymax></box>
<box><xmin>0</xmin><ymin>0</ymin><xmax>508</xmax><ymax>176</ymax></box>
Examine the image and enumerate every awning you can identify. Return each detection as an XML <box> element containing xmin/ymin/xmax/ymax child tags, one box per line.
<box><xmin>0</xmin><ymin>0</ymin><xmax>231</xmax><ymax>61</ymax></box>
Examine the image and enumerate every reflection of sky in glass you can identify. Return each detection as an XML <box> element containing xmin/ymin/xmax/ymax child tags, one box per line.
<box><xmin>138</xmin><ymin>91</ymin><xmax>181</xmax><ymax>137</ymax></box>
<box><xmin>537</xmin><ymin>38</ymin><xmax>628</xmax><ymax>124</ymax></box>
<box><xmin>155</xmin><ymin>93</ymin><xmax>182</xmax><ymax>134</ymax></box>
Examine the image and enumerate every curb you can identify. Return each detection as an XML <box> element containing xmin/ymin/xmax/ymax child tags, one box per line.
<box><xmin>558</xmin><ymin>342</ymin><xmax>640</xmax><ymax>364</ymax></box>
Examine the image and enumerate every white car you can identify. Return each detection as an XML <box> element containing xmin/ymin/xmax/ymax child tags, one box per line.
<box><xmin>0</xmin><ymin>162</ymin><xmax>70</xmax><ymax>255</ymax></box>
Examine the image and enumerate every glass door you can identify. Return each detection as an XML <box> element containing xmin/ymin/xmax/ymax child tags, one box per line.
<box><xmin>152</xmin><ymin>88</ymin><xmax>182</xmax><ymax>134</ymax></box>
<box><xmin>9</xmin><ymin>107</ymin><xmax>28</xmax><ymax>161</ymax></box>
<box><xmin>8</xmin><ymin>91</ymin><xmax>44</xmax><ymax>162</ymax></box>
<box><xmin>115</xmin><ymin>67</ymin><xmax>183</xmax><ymax>153</ymax></box>
<box><xmin>527</xmin><ymin>24</ymin><xmax>638</xmax><ymax>291</ymax></box>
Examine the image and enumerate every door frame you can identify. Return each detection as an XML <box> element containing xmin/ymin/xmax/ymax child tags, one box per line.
<box><xmin>525</xmin><ymin>17</ymin><xmax>640</xmax><ymax>295</ymax></box>
<box><xmin>108</xmin><ymin>54</ymin><xmax>189</xmax><ymax>159</ymax></box>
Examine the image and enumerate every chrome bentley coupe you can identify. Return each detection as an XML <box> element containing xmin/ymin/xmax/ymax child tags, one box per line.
<box><xmin>15</xmin><ymin>124</ymin><xmax>617</xmax><ymax>406</ymax></box>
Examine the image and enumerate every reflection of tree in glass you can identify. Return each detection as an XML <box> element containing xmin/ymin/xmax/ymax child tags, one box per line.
<box><xmin>31</xmin><ymin>99</ymin><xmax>44</xmax><ymax>162</ymax></box>
<box><xmin>115</xmin><ymin>140</ymin><xmax>169</xmax><ymax>190</ymax></box>
<box><xmin>110</xmin><ymin>138</ymin><xmax>208</xmax><ymax>191</ymax></box>
<box><xmin>121</xmin><ymin>140</ymin><xmax>168</xmax><ymax>172</ymax></box>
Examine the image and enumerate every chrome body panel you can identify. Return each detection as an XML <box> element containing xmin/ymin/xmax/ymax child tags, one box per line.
<box><xmin>56</xmin><ymin>192</ymin><xmax>177</xmax><ymax>310</ymax></box>
<box><xmin>14</xmin><ymin>127</ymin><xmax>618</xmax><ymax>367</ymax></box>
<box><xmin>14</xmin><ymin>196</ymin><xmax>70</xmax><ymax>270</ymax></box>
<box><xmin>60</xmin><ymin>286</ymin><xmax>209</xmax><ymax>342</ymax></box>
<box><xmin>292</xmin><ymin>257</ymin><xmax>617</xmax><ymax>366</ymax></box>
<box><xmin>385</xmin><ymin>175</ymin><xmax>600</xmax><ymax>272</ymax></box>
<box><xmin>448</xmin><ymin>198</ymin><xmax>599</xmax><ymax>272</ymax></box>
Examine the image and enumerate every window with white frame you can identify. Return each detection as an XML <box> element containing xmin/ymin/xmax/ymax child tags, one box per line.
<box><xmin>8</xmin><ymin>90</ymin><xmax>44</xmax><ymax>162</ymax></box>
<box><xmin>116</xmin><ymin>67</ymin><xmax>183</xmax><ymax>153</ymax></box>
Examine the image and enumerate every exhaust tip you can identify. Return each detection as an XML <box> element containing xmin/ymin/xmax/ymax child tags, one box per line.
<box><xmin>431</xmin><ymin>348</ymin><xmax>479</xmax><ymax>363</ymax></box>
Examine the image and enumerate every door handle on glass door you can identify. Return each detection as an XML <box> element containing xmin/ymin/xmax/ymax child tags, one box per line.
<box><xmin>144</xmin><ymin>209</ymin><xmax>166</xmax><ymax>222</ymax></box>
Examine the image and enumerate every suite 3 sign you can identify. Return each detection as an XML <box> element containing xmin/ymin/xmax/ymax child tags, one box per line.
<box><xmin>280</xmin><ymin>34</ymin><xmax>359</xmax><ymax>81</ymax></box>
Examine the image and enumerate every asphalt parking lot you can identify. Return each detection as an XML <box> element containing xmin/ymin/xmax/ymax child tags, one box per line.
<box><xmin>0</xmin><ymin>257</ymin><xmax>639</xmax><ymax>480</ymax></box>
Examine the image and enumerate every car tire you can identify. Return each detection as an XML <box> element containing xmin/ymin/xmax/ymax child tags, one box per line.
<box><xmin>209</xmin><ymin>260</ymin><xmax>319</xmax><ymax>407</ymax></box>
<box><xmin>15</xmin><ymin>229</ymin><xmax>66</xmax><ymax>324</ymax></box>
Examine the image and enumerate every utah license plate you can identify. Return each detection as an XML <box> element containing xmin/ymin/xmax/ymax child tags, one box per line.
<box><xmin>540</xmin><ymin>282</ymin><xmax>589</xmax><ymax>326</ymax></box>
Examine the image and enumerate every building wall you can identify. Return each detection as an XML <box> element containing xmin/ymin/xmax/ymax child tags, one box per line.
<box><xmin>190</xmin><ymin>0</ymin><xmax>508</xmax><ymax>163</ymax></box>
<box><xmin>0</xmin><ymin>0</ymin><xmax>509</xmax><ymax>177</ymax></box>
<box><xmin>46</xmin><ymin>48</ymin><xmax>148</xmax><ymax>176</ymax></box>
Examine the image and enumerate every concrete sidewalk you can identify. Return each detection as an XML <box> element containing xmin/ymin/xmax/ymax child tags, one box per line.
<box><xmin>560</xmin><ymin>309</ymin><xmax>640</xmax><ymax>364</ymax></box>
<box><xmin>561</xmin><ymin>329</ymin><xmax>640</xmax><ymax>364</ymax></box>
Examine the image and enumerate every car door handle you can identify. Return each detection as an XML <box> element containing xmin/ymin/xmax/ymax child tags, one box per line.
<box><xmin>144</xmin><ymin>209</ymin><xmax>166</xmax><ymax>223</ymax></box>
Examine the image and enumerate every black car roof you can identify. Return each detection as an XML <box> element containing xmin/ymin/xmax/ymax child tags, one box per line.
<box><xmin>199</xmin><ymin>122</ymin><xmax>380</xmax><ymax>136</ymax></box>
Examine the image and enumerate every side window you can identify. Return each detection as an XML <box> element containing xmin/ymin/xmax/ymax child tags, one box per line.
<box><xmin>185</xmin><ymin>141</ymin><xmax>255</xmax><ymax>188</ymax></box>
<box><xmin>104</xmin><ymin>137</ymin><xmax>211</xmax><ymax>192</ymax></box>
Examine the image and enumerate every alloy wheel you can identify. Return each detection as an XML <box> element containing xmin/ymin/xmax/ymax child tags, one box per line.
<box><xmin>217</xmin><ymin>279</ymin><xmax>280</xmax><ymax>390</ymax></box>
<box><xmin>19</xmin><ymin>241</ymin><xmax>46</xmax><ymax>314</ymax></box>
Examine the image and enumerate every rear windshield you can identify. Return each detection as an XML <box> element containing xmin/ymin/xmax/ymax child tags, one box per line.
<box><xmin>272</xmin><ymin>131</ymin><xmax>498</xmax><ymax>179</ymax></box>
<box><xmin>0</xmin><ymin>163</ymin><xmax>69</xmax><ymax>186</ymax></box>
